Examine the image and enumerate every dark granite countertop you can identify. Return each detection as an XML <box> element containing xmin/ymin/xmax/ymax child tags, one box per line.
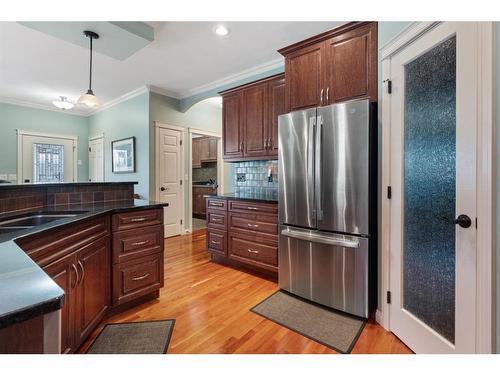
<box><xmin>0</xmin><ymin>181</ymin><xmax>138</xmax><ymax>190</ymax></box>
<box><xmin>204</xmin><ymin>192</ymin><xmax>278</xmax><ymax>204</ymax></box>
<box><xmin>0</xmin><ymin>199</ymin><xmax>167</xmax><ymax>330</ymax></box>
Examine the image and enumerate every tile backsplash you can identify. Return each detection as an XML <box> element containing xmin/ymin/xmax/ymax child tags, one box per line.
<box><xmin>192</xmin><ymin>162</ymin><xmax>217</xmax><ymax>182</ymax></box>
<box><xmin>234</xmin><ymin>160</ymin><xmax>278</xmax><ymax>194</ymax></box>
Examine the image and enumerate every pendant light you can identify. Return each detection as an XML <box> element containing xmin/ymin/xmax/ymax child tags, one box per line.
<box><xmin>78</xmin><ymin>30</ymin><xmax>100</xmax><ymax>108</ymax></box>
<box><xmin>52</xmin><ymin>96</ymin><xmax>74</xmax><ymax>110</ymax></box>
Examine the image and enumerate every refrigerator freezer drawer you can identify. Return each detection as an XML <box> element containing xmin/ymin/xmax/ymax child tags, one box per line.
<box><xmin>279</xmin><ymin>226</ymin><xmax>369</xmax><ymax>318</ymax></box>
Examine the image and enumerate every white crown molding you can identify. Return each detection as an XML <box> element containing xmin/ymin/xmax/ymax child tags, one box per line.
<box><xmin>0</xmin><ymin>96</ymin><xmax>88</xmax><ymax>116</ymax></box>
<box><xmin>86</xmin><ymin>86</ymin><xmax>149</xmax><ymax>116</ymax></box>
<box><xmin>178</xmin><ymin>58</ymin><xmax>284</xmax><ymax>98</ymax></box>
<box><xmin>147</xmin><ymin>85</ymin><xmax>181</xmax><ymax>99</ymax></box>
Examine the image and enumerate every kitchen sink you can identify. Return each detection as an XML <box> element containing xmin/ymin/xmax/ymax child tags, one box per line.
<box><xmin>0</xmin><ymin>211</ymin><xmax>87</xmax><ymax>231</ymax></box>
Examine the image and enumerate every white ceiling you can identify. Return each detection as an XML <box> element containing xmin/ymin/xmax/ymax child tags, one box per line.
<box><xmin>0</xmin><ymin>21</ymin><xmax>344</xmax><ymax>115</ymax></box>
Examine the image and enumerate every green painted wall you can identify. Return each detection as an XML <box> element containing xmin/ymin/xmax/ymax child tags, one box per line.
<box><xmin>0</xmin><ymin>102</ymin><xmax>90</xmax><ymax>182</ymax></box>
<box><xmin>88</xmin><ymin>92</ymin><xmax>150</xmax><ymax>199</ymax></box>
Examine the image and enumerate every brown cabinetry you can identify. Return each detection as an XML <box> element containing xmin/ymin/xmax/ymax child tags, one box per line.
<box><xmin>221</xmin><ymin>74</ymin><xmax>284</xmax><ymax>161</ymax></box>
<box><xmin>192</xmin><ymin>137</ymin><xmax>218</xmax><ymax>168</ymax></box>
<box><xmin>193</xmin><ymin>186</ymin><xmax>217</xmax><ymax>218</ymax></box>
<box><xmin>206</xmin><ymin>198</ymin><xmax>278</xmax><ymax>276</ymax></box>
<box><xmin>279</xmin><ymin>22</ymin><xmax>377</xmax><ymax>112</ymax></box>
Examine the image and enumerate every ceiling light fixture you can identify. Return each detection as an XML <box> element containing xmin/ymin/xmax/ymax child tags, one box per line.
<box><xmin>214</xmin><ymin>25</ymin><xmax>230</xmax><ymax>36</ymax></box>
<box><xmin>52</xmin><ymin>96</ymin><xmax>74</xmax><ymax>110</ymax></box>
<box><xmin>77</xmin><ymin>30</ymin><xmax>100</xmax><ymax>108</ymax></box>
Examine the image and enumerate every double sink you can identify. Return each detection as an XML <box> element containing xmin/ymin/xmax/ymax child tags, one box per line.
<box><xmin>0</xmin><ymin>211</ymin><xmax>87</xmax><ymax>234</ymax></box>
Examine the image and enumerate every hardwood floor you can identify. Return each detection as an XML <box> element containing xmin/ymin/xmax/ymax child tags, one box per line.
<box><xmin>79</xmin><ymin>229</ymin><xmax>412</xmax><ymax>354</ymax></box>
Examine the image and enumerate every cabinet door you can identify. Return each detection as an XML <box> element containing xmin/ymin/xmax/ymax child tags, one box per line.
<box><xmin>192</xmin><ymin>138</ymin><xmax>201</xmax><ymax>168</ymax></box>
<box><xmin>222</xmin><ymin>92</ymin><xmax>243</xmax><ymax>159</ymax></box>
<box><xmin>325</xmin><ymin>22</ymin><xmax>377</xmax><ymax>103</ymax></box>
<box><xmin>43</xmin><ymin>252</ymin><xmax>77</xmax><ymax>354</ymax></box>
<box><xmin>75</xmin><ymin>235</ymin><xmax>110</xmax><ymax>344</ymax></box>
<box><xmin>285</xmin><ymin>41</ymin><xmax>325</xmax><ymax>112</ymax></box>
<box><xmin>192</xmin><ymin>188</ymin><xmax>201</xmax><ymax>215</ymax></box>
<box><xmin>208</xmin><ymin>138</ymin><xmax>218</xmax><ymax>160</ymax></box>
<box><xmin>243</xmin><ymin>83</ymin><xmax>268</xmax><ymax>157</ymax></box>
<box><xmin>268</xmin><ymin>77</ymin><xmax>285</xmax><ymax>157</ymax></box>
<box><xmin>200</xmin><ymin>138</ymin><xmax>209</xmax><ymax>161</ymax></box>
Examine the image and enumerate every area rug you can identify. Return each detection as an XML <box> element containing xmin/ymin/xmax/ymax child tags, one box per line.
<box><xmin>251</xmin><ymin>291</ymin><xmax>365</xmax><ymax>353</ymax></box>
<box><xmin>86</xmin><ymin>320</ymin><xmax>175</xmax><ymax>354</ymax></box>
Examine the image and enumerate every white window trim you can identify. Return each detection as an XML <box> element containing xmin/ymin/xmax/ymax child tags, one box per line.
<box><xmin>378</xmin><ymin>22</ymin><xmax>495</xmax><ymax>353</ymax></box>
<box><xmin>16</xmin><ymin>129</ymin><xmax>78</xmax><ymax>184</ymax></box>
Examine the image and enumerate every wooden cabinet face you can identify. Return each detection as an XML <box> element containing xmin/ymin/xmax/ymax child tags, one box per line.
<box><xmin>208</xmin><ymin>138</ymin><xmax>218</xmax><ymax>159</ymax></box>
<box><xmin>192</xmin><ymin>139</ymin><xmax>201</xmax><ymax>168</ymax></box>
<box><xmin>43</xmin><ymin>252</ymin><xmax>77</xmax><ymax>354</ymax></box>
<box><xmin>324</xmin><ymin>23</ymin><xmax>377</xmax><ymax>104</ymax></box>
<box><xmin>200</xmin><ymin>138</ymin><xmax>209</xmax><ymax>160</ymax></box>
<box><xmin>285</xmin><ymin>42</ymin><xmax>324</xmax><ymax>112</ymax></box>
<box><xmin>76</xmin><ymin>236</ymin><xmax>110</xmax><ymax>342</ymax></box>
<box><xmin>243</xmin><ymin>84</ymin><xmax>268</xmax><ymax>157</ymax></box>
<box><xmin>223</xmin><ymin>93</ymin><xmax>243</xmax><ymax>158</ymax></box>
<box><xmin>268</xmin><ymin>77</ymin><xmax>285</xmax><ymax>156</ymax></box>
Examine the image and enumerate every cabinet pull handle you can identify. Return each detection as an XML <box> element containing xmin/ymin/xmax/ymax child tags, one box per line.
<box><xmin>320</xmin><ymin>89</ymin><xmax>324</xmax><ymax>105</ymax></box>
<box><xmin>71</xmin><ymin>263</ymin><xmax>79</xmax><ymax>288</ymax></box>
<box><xmin>212</xmin><ymin>218</ymin><xmax>222</xmax><ymax>223</ymax></box>
<box><xmin>132</xmin><ymin>240</ymin><xmax>149</xmax><ymax>246</ymax></box>
<box><xmin>132</xmin><ymin>273</ymin><xmax>150</xmax><ymax>281</ymax></box>
<box><xmin>247</xmin><ymin>206</ymin><xmax>258</xmax><ymax>210</ymax></box>
<box><xmin>247</xmin><ymin>223</ymin><xmax>259</xmax><ymax>228</ymax></box>
<box><xmin>211</xmin><ymin>240</ymin><xmax>221</xmax><ymax>245</ymax></box>
<box><xmin>240</xmin><ymin>141</ymin><xmax>244</xmax><ymax>152</ymax></box>
<box><xmin>78</xmin><ymin>260</ymin><xmax>85</xmax><ymax>285</ymax></box>
<box><xmin>268</xmin><ymin>139</ymin><xmax>272</xmax><ymax>149</ymax></box>
<box><xmin>130</xmin><ymin>217</ymin><xmax>147</xmax><ymax>222</ymax></box>
<box><xmin>326</xmin><ymin>87</ymin><xmax>330</xmax><ymax>103</ymax></box>
<box><xmin>247</xmin><ymin>249</ymin><xmax>259</xmax><ymax>254</ymax></box>
<box><xmin>211</xmin><ymin>202</ymin><xmax>223</xmax><ymax>207</ymax></box>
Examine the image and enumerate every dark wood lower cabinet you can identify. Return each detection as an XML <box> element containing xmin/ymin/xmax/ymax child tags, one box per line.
<box><xmin>206</xmin><ymin>198</ymin><xmax>278</xmax><ymax>277</ymax></box>
<box><xmin>21</xmin><ymin>208</ymin><xmax>164</xmax><ymax>353</ymax></box>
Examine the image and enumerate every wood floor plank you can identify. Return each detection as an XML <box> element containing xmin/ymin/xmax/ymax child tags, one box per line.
<box><xmin>79</xmin><ymin>229</ymin><xmax>412</xmax><ymax>354</ymax></box>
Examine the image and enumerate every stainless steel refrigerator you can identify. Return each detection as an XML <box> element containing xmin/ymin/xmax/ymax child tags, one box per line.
<box><xmin>278</xmin><ymin>98</ymin><xmax>376</xmax><ymax>318</ymax></box>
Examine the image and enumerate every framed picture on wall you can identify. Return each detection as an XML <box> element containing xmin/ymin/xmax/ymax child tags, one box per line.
<box><xmin>112</xmin><ymin>137</ymin><xmax>135</xmax><ymax>173</ymax></box>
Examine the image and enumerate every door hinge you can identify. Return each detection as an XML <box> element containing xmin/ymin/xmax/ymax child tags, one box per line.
<box><xmin>89</xmin><ymin>147</ymin><xmax>91</xmax><ymax>152</ymax></box>
<box><xmin>180</xmin><ymin>179</ymin><xmax>183</xmax><ymax>186</ymax></box>
<box><xmin>387</xmin><ymin>186</ymin><xmax>392</xmax><ymax>199</ymax></box>
<box><xmin>383</xmin><ymin>79</ymin><xmax>392</xmax><ymax>94</ymax></box>
<box><xmin>180</xmin><ymin>219</ymin><xmax>183</xmax><ymax>225</ymax></box>
<box><xmin>180</xmin><ymin>139</ymin><xmax>182</xmax><ymax>146</ymax></box>
<box><xmin>475</xmin><ymin>217</ymin><xmax>477</xmax><ymax>228</ymax></box>
<box><xmin>386</xmin><ymin>291</ymin><xmax>391</xmax><ymax>304</ymax></box>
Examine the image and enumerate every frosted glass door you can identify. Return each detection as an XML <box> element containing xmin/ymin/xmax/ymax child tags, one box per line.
<box><xmin>388</xmin><ymin>22</ymin><xmax>477</xmax><ymax>354</ymax></box>
<box><xmin>403</xmin><ymin>36</ymin><xmax>456</xmax><ymax>344</ymax></box>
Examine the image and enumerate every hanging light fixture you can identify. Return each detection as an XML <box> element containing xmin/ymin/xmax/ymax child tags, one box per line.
<box><xmin>77</xmin><ymin>30</ymin><xmax>100</xmax><ymax>108</ymax></box>
<box><xmin>52</xmin><ymin>96</ymin><xmax>74</xmax><ymax>110</ymax></box>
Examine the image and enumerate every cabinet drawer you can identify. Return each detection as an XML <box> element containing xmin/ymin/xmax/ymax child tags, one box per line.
<box><xmin>112</xmin><ymin>225</ymin><xmax>163</xmax><ymax>264</ymax></box>
<box><xmin>113</xmin><ymin>253</ymin><xmax>164</xmax><ymax>306</ymax></box>
<box><xmin>229</xmin><ymin>235</ymin><xmax>278</xmax><ymax>267</ymax></box>
<box><xmin>19</xmin><ymin>216</ymin><xmax>110</xmax><ymax>267</ymax></box>
<box><xmin>228</xmin><ymin>200</ymin><xmax>278</xmax><ymax>215</ymax></box>
<box><xmin>112</xmin><ymin>209</ymin><xmax>163</xmax><ymax>232</ymax></box>
<box><xmin>206</xmin><ymin>198</ymin><xmax>227</xmax><ymax>211</ymax></box>
<box><xmin>207</xmin><ymin>229</ymin><xmax>227</xmax><ymax>257</ymax></box>
<box><xmin>207</xmin><ymin>211</ymin><xmax>227</xmax><ymax>230</ymax></box>
<box><xmin>228</xmin><ymin>213</ymin><xmax>277</xmax><ymax>235</ymax></box>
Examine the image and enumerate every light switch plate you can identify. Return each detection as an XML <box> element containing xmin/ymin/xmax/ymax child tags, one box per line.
<box><xmin>8</xmin><ymin>174</ymin><xmax>17</xmax><ymax>181</ymax></box>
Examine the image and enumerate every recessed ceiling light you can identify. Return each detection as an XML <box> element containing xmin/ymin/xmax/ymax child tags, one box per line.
<box><xmin>52</xmin><ymin>96</ymin><xmax>74</xmax><ymax>110</ymax></box>
<box><xmin>214</xmin><ymin>25</ymin><xmax>230</xmax><ymax>36</ymax></box>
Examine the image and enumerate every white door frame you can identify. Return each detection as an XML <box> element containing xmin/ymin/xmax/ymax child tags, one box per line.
<box><xmin>154</xmin><ymin>121</ymin><xmax>186</xmax><ymax>235</ymax></box>
<box><xmin>89</xmin><ymin>133</ymin><xmax>105</xmax><ymax>182</ymax></box>
<box><xmin>378</xmin><ymin>22</ymin><xmax>495</xmax><ymax>353</ymax></box>
<box><xmin>187</xmin><ymin>128</ymin><xmax>223</xmax><ymax>233</ymax></box>
<box><xmin>17</xmin><ymin>129</ymin><xmax>78</xmax><ymax>184</ymax></box>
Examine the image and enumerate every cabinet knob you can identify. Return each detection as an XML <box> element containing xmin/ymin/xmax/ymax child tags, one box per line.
<box><xmin>320</xmin><ymin>89</ymin><xmax>324</xmax><ymax>105</ymax></box>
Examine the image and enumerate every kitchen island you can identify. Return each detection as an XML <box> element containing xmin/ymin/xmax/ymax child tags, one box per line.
<box><xmin>0</xmin><ymin>182</ymin><xmax>167</xmax><ymax>353</ymax></box>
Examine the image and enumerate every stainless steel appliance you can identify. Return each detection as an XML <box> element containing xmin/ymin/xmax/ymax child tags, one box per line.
<box><xmin>278</xmin><ymin>99</ymin><xmax>376</xmax><ymax>318</ymax></box>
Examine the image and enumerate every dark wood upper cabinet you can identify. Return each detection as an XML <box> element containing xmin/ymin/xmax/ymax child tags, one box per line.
<box><xmin>268</xmin><ymin>77</ymin><xmax>285</xmax><ymax>156</ymax></box>
<box><xmin>222</xmin><ymin>92</ymin><xmax>243</xmax><ymax>159</ymax></box>
<box><xmin>284</xmin><ymin>42</ymin><xmax>324</xmax><ymax>112</ymax></box>
<box><xmin>243</xmin><ymin>83</ymin><xmax>268</xmax><ymax>157</ymax></box>
<box><xmin>325</xmin><ymin>22</ymin><xmax>377</xmax><ymax>104</ymax></box>
<box><xmin>279</xmin><ymin>22</ymin><xmax>377</xmax><ymax>111</ymax></box>
<box><xmin>192</xmin><ymin>138</ymin><xmax>201</xmax><ymax>168</ymax></box>
<box><xmin>208</xmin><ymin>138</ymin><xmax>218</xmax><ymax>160</ymax></box>
<box><xmin>221</xmin><ymin>74</ymin><xmax>284</xmax><ymax>162</ymax></box>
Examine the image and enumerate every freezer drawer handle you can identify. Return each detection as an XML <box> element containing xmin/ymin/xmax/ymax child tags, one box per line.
<box><xmin>281</xmin><ymin>229</ymin><xmax>359</xmax><ymax>248</ymax></box>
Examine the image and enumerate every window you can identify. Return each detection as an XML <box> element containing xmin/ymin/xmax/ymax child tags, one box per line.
<box><xmin>33</xmin><ymin>143</ymin><xmax>64</xmax><ymax>183</ymax></box>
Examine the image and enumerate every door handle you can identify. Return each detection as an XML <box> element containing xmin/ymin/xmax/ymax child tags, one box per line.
<box><xmin>326</xmin><ymin>87</ymin><xmax>330</xmax><ymax>103</ymax></box>
<box><xmin>78</xmin><ymin>260</ymin><xmax>85</xmax><ymax>285</ymax></box>
<box><xmin>281</xmin><ymin>228</ymin><xmax>359</xmax><ymax>248</ymax></box>
<box><xmin>455</xmin><ymin>214</ymin><xmax>472</xmax><ymax>228</ymax></box>
<box><xmin>160</xmin><ymin>187</ymin><xmax>166</xmax><ymax>191</ymax></box>
<box><xmin>315</xmin><ymin>118</ymin><xmax>323</xmax><ymax>220</ymax></box>
<box><xmin>71</xmin><ymin>263</ymin><xmax>79</xmax><ymax>288</ymax></box>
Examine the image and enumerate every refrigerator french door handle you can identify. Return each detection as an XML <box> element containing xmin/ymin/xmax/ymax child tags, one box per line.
<box><xmin>308</xmin><ymin>117</ymin><xmax>316</xmax><ymax>216</ymax></box>
<box><xmin>280</xmin><ymin>228</ymin><xmax>360</xmax><ymax>248</ymax></box>
<box><xmin>315</xmin><ymin>116</ymin><xmax>323</xmax><ymax>220</ymax></box>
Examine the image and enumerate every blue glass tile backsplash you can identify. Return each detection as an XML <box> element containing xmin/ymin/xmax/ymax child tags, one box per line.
<box><xmin>234</xmin><ymin>160</ymin><xmax>278</xmax><ymax>195</ymax></box>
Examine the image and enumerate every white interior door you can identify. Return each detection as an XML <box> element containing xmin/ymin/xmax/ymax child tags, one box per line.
<box><xmin>89</xmin><ymin>137</ymin><xmax>104</xmax><ymax>182</ymax></box>
<box><xmin>388</xmin><ymin>22</ymin><xmax>477</xmax><ymax>353</ymax></box>
<box><xmin>18</xmin><ymin>132</ymin><xmax>76</xmax><ymax>184</ymax></box>
<box><xmin>157</xmin><ymin>127</ymin><xmax>183</xmax><ymax>237</ymax></box>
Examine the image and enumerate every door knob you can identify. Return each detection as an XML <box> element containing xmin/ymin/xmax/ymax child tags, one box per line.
<box><xmin>160</xmin><ymin>187</ymin><xmax>166</xmax><ymax>191</ymax></box>
<box><xmin>455</xmin><ymin>214</ymin><xmax>472</xmax><ymax>228</ymax></box>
